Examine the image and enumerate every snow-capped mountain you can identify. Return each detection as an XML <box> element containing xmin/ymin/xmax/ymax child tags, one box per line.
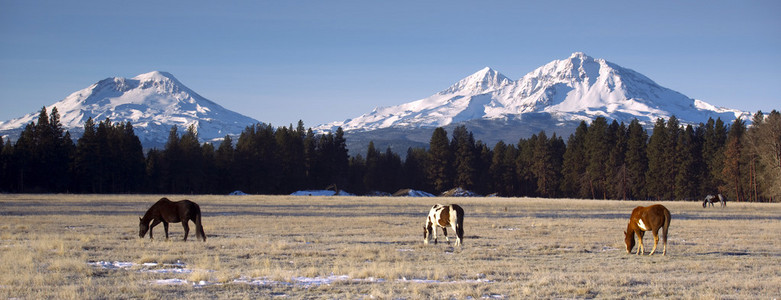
<box><xmin>318</xmin><ymin>52</ymin><xmax>747</xmax><ymax>133</ymax></box>
<box><xmin>0</xmin><ymin>71</ymin><xmax>258</xmax><ymax>147</ymax></box>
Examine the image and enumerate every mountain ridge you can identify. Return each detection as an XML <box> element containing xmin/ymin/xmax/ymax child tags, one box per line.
<box><xmin>0</xmin><ymin>71</ymin><xmax>259</xmax><ymax>148</ymax></box>
<box><xmin>317</xmin><ymin>52</ymin><xmax>747</xmax><ymax>134</ymax></box>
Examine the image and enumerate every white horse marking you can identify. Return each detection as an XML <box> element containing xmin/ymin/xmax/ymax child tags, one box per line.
<box><xmin>637</xmin><ymin>219</ymin><xmax>648</xmax><ymax>231</ymax></box>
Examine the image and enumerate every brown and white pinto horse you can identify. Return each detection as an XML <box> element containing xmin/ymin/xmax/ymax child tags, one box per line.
<box><xmin>624</xmin><ymin>204</ymin><xmax>671</xmax><ymax>256</ymax></box>
<box><xmin>139</xmin><ymin>198</ymin><xmax>206</xmax><ymax>242</ymax></box>
<box><xmin>703</xmin><ymin>194</ymin><xmax>727</xmax><ymax>208</ymax></box>
<box><xmin>424</xmin><ymin>204</ymin><xmax>464</xmax><ymax>246</ymax></box>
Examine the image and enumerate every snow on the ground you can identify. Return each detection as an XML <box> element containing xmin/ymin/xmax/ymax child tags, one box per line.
<box><xmin>392</xmin><ymin>189</ymin><xmax>436</xmax><ymax>197</ymax></box>
<box><xmin>88</xmin><ymin>261</ymin><xmax>494</xmax><ymax>291</ymax></box>
<box><xmin>290</xmin><ymin>190</ymin><xmax>355</xmax><ymax>196</ymax></box>
<box><xmin>88</xmin><ymin>260</ymin><xmax>191</xmax><ymax>274</ymax></box>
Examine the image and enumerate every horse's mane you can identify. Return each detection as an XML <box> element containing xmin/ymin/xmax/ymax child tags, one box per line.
<box><xmin>141</xmin><ymin>197</ymin><xmax>171</xmax><ymax>222</ymax></box>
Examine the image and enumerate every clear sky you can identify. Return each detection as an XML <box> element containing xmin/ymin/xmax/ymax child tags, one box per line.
<box><xmin>1</xmin><ymin>1</ymin><xmax>779</xmax><ymax>127</ymax></box>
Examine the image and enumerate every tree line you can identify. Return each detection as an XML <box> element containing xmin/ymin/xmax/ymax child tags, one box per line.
<box><xmin>1</xmin><ymin>107</ymin><xmax>779</xmax><ymax>201</ymax></box>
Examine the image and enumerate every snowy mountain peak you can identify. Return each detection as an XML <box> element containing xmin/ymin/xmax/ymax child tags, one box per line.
<box><xmin>317</xmin><ymin>52</ymin><xmax>748</xmax><ymax>133</ymax></box>
<box><xmin>0</xmin><ymin>71</ymin><xmax>258</xmax><ymax>147</ymax></box>
<box><xmin>569</xmin><ymin>51</ymin><xmax>591</xmax><ymax>59</ymax></box>
<box><xmin>440</xmin><ymin>66</ymin><xmax>511</xmax><ymax>95</ymax></box>
<box><xmin>133</xmin><ymin>70</ymin><xmax>176</xmax><ymax>82</ymax></box>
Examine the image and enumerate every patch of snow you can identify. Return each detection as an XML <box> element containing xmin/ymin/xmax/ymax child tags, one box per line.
<box><xmin>392</xmin><ymin>189</ymin><xmax>435</xmax><ymax>197</ymax></box>
<box><xmin>88</xmin><ymin>261</ymin><xmax>134</xmax><ymax>269</ymax></box>
<box><xmin>88</xmin><ymin>260</ymin><xmax>192</xmax><ymax>274</ymax></box>
<box><xmin>440</xmin><ymin>187</ymin><xmax>480</xmax><ymax>197</ymax></box>
<box><xmin>290</xmin><ymin>190</ymin><xmax>355</xmax><ymax>196</ymax></box>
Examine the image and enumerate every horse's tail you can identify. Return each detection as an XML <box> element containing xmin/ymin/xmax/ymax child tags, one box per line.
<box><xmin>662</xmin><ymin>208</ymin><xmax>671</xmax><ymax>245</ymax></box>
<box><xmin>453</xmin><ymin>204</ymin><xmax>464</xmax><ymax>243</ymax></box>
<box><xmin>193</xmin><ymin>204</ymin><xmax>206</xmax><ymax>242</ymax></box>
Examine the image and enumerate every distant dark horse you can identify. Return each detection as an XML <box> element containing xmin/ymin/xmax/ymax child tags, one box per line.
<box><xmin>624</xmin><ymin>204</ymin><xmax>671</xmax><ymax>256</ymax></box>
<box><xmin>139</xmin><ymin>198</ymin><xmax>206</xmax><ymax>242</ymax></box>
<box><xmin>703</xmin><ymin>194</ymin><xmax>727</xmax><ymax>208</ymax></box>
<box><xmin>424</xmin><ymin>204</ymin><xmax>464</xmax><ymax>246</ymax></box>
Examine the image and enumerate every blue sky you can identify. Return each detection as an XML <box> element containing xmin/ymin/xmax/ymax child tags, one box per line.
<box><xmin>1</xmin><ymin>1</ymin><xmax>779</xmax><ymax>127</ymax></box>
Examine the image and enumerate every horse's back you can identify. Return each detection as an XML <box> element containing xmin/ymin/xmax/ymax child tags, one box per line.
<box><xmin>450</xmin><ymin>204</ymin><xmax>464</xmax><ymax>215</ymax></box>
<box><xmin>175</xmin><ymin>200</ymin><xmax>201</xmax><ymax>218</ymax></box>
<box><xmin>640</xmin><ymin>204</ymin><xmax>670</xmax><ymax>227</ymax></box>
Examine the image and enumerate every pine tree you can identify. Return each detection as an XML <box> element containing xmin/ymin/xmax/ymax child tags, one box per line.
<box><xmin>74</xmin><ymin>118</ymin><xmax>99</xmax><ymax>192</ymax></box>
<box><xmin>531</xmin><ymin>131</ymin><xmax>559</xmax><ymax>197</ymax></box>
<box><xmin>701</xmin><ymin>118</ymin><xmax>727</xmax><ymax>195</ymax></box>
<box><xmin>403</xmin><ymin>147</ymin><xmax>430</xmax><ymax>192</ymax></box>
<box><xmin>745</xmin><ymin>110</ymin><xmax>781</xmax><ymax>200</ymax></box>
<box><xmin>561</xmin><ymin>121</ymin><xmax>589</xmax><ymax>198</ymax></box>
<box><xmin>722</xmin><ymin>118</ymin><xmax>747</xmax><ymax>201</ymax></box>
<box><xmin>0</xmin><ymin>137</ymin><xmax>6</xmax><ymax>191</ymax></box>
<box><xmin>489</xmin><ymin>141</ymin><xmax>519</xmax><ymax>196</ymax></box>
<box><xmin>117</xmin><ymin>122</ymin><xmax>145</xmax><ymax>193</ymax></box>
<box><xmin>303</xmin><ymin>128</ymin><xmax>317</xmax><ymax>189</ymax></box>
<box><xmin>474</xmin><ymin>142</ymin><xmax>493</xmax><ymax>195</ymax></box>
<box><xmin>624</xmin><ymin>119</ymin><xmax>648</xmax><ymax>200</ymax></box>
<box><xmin>364</xmin><ymin>141</ymin><xmax>381</xmax><ymax>191</ymax></box>
<box><xmin>427</xmin><ymin>127</ymin><xmax>452</xmax><ymax>193</ymax></box>
<box><xmin>605</xmin><ymin>121</ymin><xmax>628</xmax><ymax>200</ymax></box>
<box><xmin>347</xmin><ymin>154</ymin><xmax>367</xmax><ymax>195</ymax></box>
<box><xmin>585</xmin><ymin>117</ymin><xmax>610</xmax><ymax>199</ymax></box>
<box><xmin>646</xmin><ymin>118</ymin><xmax>670</xmax><ymax>200</ymax></box>
<box><xmin>379</xmin><ymin>146</ymin><xmax>404</xmax><ymax>193</ymax></box>
<box><xmin>275</xmin><ymin>125</ymin><xmax>306</xmax><ymax>193</ymax></box>
<box><xmin>451</xmin><ymin>125</ymin><xmax>477</xmax><ymax>190</ymax></box>
<box><xmin>162</xmin><ymin>125</ymin><xmax>183</xmax><ymax>192</ymax></box>
<box><xmin>674</xmin><ymin>125</ymin><xmax>700</xmax><ymax>200</ymax></box>
<box><xmin>179</xmin><ymin>124</ymin><xmax>204</xmax><ymax>193</ymax></box>
<box><xmin>516</xmin><ymin>136</ymin><xmax>535</xmax><ymax>196</ymax></box>
<box><xmin>200</xmin><ymin>143</ymin><xmax>217</xmax><ymax>193</ymax></box>
<box><xmin>215</xmin><ymin>135</ymin><xmax>236</xmax><ymax>193</ymax></box>
<box><xmin>332</xmin><ymin>127</ymin><xmax>350</xmax><ymax>189</ymax></box>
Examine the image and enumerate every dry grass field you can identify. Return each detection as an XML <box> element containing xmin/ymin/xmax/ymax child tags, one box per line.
<box><xmin>0</xmin><ymin>194</ymin><xmax>779</xmax><ymax>299</ymax></box>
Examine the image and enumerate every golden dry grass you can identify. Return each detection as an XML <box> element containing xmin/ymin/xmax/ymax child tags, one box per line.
<box><xmin>0</xmin><ymin>194</ymin><xmax>779</xmax><ymax>299</ymax></box>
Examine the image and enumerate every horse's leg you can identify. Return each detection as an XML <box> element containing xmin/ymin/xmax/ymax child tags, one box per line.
<box><xmin>149</xmin><ymin>219</ymin><xmax>161</xmax><ymax>240</ymax></box>
<box><xmin>649</xmin><ymin>229</ymin><xmax>660</xmax><ymax>256</ymax></box>
<box><xmin>163</xmin><ymin>221</ymin><xmax>169</xmax><ymax>240</ymax></box>
<box><xmin>196</xmin><ymin>219</ymin><xmax>206</xmax><ymax>242</ymax></box>
<box><xmin>182</xmin><ymin>221</ymin><xmax>190</xmax><ymax>241</ymax></box>
<box><xmin>424</xmin><ymin>222</ymin><xmax>431</xmax><ymax>244</ymax></box>
<box><xmin>636</xmin><ymin>231</ymin><xmax>645</xmax><ymax>255</ymax></box>
<box><xmin>451</xmin><ymin>223</ymin><xmax>460</xmax><ymax>247</ymax></box>
<box><xmin>442</xmin><ymin>226</ymin><xmax>449</xmax><ymax>244</ymax></box>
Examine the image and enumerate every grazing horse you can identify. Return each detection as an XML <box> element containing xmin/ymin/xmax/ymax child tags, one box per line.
<box><xmin>703</xmin><ymin>194</ymin><xmax>727</xmax><ymax>208</ymax></box>
<box><xmin>139</xmin><ymin>198</ymin><xmax>206</xmax><ymax>242</ymax></box>
<box><xmin>423</xmin><ymin>204</ymin><xmax>464</xmax><ymax>246</ymax></box>
<box><xmin>624</xmin><ymin>204</ymin><xmax>671</xmax><ymax>256</ymax></box>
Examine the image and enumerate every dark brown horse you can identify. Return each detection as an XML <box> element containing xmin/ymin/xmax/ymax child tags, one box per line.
<box><xmin>624</xmin><ymin>204</ymin><xmax>670</xmax><ymax>256</ymax></box>
<box><xmin>139</xmin><ymin>198</ymin><xmax>206</xmax><ymax>242</ymax></box>
<box><xmin>424</xmin><ymin>204</ymin><xmax>464</xmax><ymax>246</ymax></box>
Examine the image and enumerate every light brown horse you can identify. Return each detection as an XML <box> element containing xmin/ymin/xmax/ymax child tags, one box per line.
<box><xmin>424</xmin><ymin>204</ymin><xmax>464</xmax><ymax>246</ymax></box>
<box><xmin>139</xmin><ymin>197</ymin><xmax>206</xmax><ymax>242</ymax></box>
<box><xmin>624</xmin><ymin>204</ymin><xmax>670</xmax><ymax>255</ymax></box>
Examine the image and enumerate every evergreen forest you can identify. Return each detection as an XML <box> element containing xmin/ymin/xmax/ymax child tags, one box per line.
<box><xmin>1</xmin><ymin>107</ymin><xmax>779</xmax><ymax>202</ymax></box>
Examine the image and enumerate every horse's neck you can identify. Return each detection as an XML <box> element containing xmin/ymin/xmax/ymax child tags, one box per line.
<box><xmin>141</xmin><ymin>209</ymin><xmax>156</xmax><ymax>223</ymax></box>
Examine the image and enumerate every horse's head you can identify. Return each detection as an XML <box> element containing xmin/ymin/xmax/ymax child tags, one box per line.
<box><xmin>624</xmin><ymin>230</ymin><xmax>635</xmax><ymax>254</ymax></box>
<box><xmin>139</xmin><ymin>217</ymin><xmax>149</xmax><ymax>238</ymax></box>
<box><xmin>423</xmin><ymin>225</ymin><xmax>429</xmax><ymax>244</ymax></box>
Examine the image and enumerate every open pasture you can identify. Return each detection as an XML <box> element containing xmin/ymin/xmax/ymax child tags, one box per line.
<box><xmin>0</xmin><ymin>194</ymin><xmax>779</xmax><ymax>299</ymax></box>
